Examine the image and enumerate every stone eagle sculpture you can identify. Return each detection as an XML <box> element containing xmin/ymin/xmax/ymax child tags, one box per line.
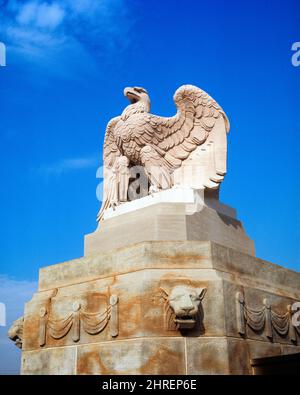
<box><xmin>97</xmin><ymin>84</ymin><xmax>230</xmax><ymax>221</ymax></box>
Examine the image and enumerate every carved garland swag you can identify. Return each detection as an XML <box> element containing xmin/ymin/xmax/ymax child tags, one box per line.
<box><xmin>39</xmin><ymin>295</ymin><xmax>118</xmax><ymax>346</ymax></box>
<box><xmin>236</xmin><ymin>292</ymin><xmax>300</xmax><ymax>342</ymax></box>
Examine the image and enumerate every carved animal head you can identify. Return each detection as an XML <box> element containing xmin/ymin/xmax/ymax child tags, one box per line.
<box><xmin>8</xmin><ymin>316</ymin><xmax>24</xmax><ymax>349</ymax></box>
<box><xmin>163</xmin><ymin>286</ymin><xmax>207</xmax><ymax>329</ymax></box>
<box><xmin>124</xmin><ymin>86</ymin><xmax>149</xmax><ymax>104</ymax></box>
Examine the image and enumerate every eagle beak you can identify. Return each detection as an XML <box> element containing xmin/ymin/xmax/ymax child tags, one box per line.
<box><xmin>124</xmin><ymin>87</ymin><xmax>139</xmax><ymax>103</ymax></box>
<box><xmin>124</xmin><ymin>87</ymin><xmax>131</xmax><ymax>97</ymax></box>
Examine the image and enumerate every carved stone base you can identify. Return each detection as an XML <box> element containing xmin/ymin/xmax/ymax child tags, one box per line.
<box><xmin>20</xmin><ymin>241</ymin><xmax>300</xmax><ymax>375</ymax></box>
<box><xmin>85</xmin><ymin>189</ymin><xmax>255</xmax><ymax>257</ymax></box>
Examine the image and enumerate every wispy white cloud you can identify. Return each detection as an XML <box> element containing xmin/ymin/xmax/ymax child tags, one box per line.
<box><xmin>1</xmin><ymin>0</ymin><xmax>133</xmax><ymax>57</ymax></box>
<box><xmin>16</xmin><ymin>1</ymin><xmax>65</xmax><ymax>29</ymax></box>
<box><xmin>6</xmin><ymin>25</ymin><xmax>65</xmax><ymax>47</ymax></box>
<box><xmin>0</xmin><ymin>0</ymin><xmax>134</xmax><ymax>84</ymax></box>
<box><xmin>38</xmin><ymin>156</ymin><xmax>98</xmax><ymax>175</ymax></box>
<box><xmin>0</xmin><ymin>275</ymin><xmax>37</xmax><ymax>374</ymax></box>
<box><xmin>0</xmin><ymin>275</ymin><xmax>37</xmax><ymax>319</ymax></box>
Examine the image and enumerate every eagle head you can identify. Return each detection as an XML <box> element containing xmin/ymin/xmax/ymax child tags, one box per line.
<box><xmin>124</xmin><ymin>86</ymin><xmax>149</xmax><ymax>104</ymax></box>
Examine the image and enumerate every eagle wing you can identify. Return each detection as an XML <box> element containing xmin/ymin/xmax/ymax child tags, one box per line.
<box><xmin>97</xmin><ymin>116</ymin><xmax>122</xmax><ymax>222</ymax></box>
<box><xmin>103</xmin><ymin>116</ymin><xmax>121</xmax><ymax>167</ymax></box>
<box><xmin>145</xmin><ymin>85</ymin><xmax>230</xmax><ymax>188</ymax></box>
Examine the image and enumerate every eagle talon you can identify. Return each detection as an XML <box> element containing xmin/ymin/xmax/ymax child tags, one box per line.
<box><xmin>149</xmin><ymin>186</ymin><xmax>159</xmax><ymax>196</ymax></box>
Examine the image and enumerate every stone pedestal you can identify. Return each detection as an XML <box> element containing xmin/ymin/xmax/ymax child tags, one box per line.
<box><xmin>21</xmin><ymin>241</ymin><xmax>300</xmax><ymax>375</ymax></box>
<box><xmin>85</xmin><ymin>188</ymin><xmax>255</xmax><ymax>256</ymax></box>
<box><xmin>19</xmin><ymin>190</ymin><xmax>300</xmax><ymax>375</ymax></box>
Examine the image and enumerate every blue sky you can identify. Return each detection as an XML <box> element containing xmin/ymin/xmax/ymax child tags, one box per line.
<box><xmin>0</xmin><ymin>0</ymin><xmax>299</xmax><ymax>374</ymax></box>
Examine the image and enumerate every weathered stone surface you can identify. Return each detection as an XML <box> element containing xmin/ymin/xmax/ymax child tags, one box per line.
<box><xmin>211</xmin><ymin>242</ymin><xmax>300</xmax><ymax>295</ymax></box>
<box><xmin>280</xmin><ymin>345</ymin><xmax>300</xmax><ymax>355</ymax></box>
<box><xmin>19</xmin><ymin>240</ymin><xmax>300</xmax><ymax>374</ymax></box>
<box><xmin>23</xmin><ymin>268</ymin><xmax>226</xmax><ymax>351</ymax></box>
<box><xmin>22</xmin><ymin>347</ymin><xmax>76</xmax><ymax>375</ymax></box>
<box><xmin>85</xmin><ymin>203</ymin><xmax>255</xmax><ymax>257</ymax></box>
<box><xmin>39</xmin><ymin>241</ymin><xmax>213</xmax><ymax>291</ymax></box>
<box><xmin>247</xmin><ymin>340</ymin><xmax>282</xmax><ymax>359</ymax></box>
<box><xmin>186</xmin><ymin>338</ymin><xmax>229</xmax><ymax>374</ymax></box>
<box><xmin>76</xmin><ymin>338</ymin><xmax>186</xmax><ymax>375</ymax></box>
<box><xmin>39</xmin><ymin>240</ymin><xmax>299</xmax><ymax>293</ymax></box>
<box><xmin>227</xmin><ymin>338</ymin><xmax>252</xmax><ymax>375</ymax></box>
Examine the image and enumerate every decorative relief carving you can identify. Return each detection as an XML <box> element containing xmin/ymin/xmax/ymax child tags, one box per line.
<box><xmin>236</xmin><ymin>292</ymin><xmax>299</xmax><ymax>342</ymax></box>
<box><xmin>39</xmin><ymin>294</ymin><xmax>119</xmax><ymax>346</ymax></box>
<box><xmin>160</xmin><ymin>286</ymin><xmax>207</xmax><ymax>330</ymax></box>
<box><xmin>8</xmin><ymin>316</ymin><xmax>24</xmax><ymax>349</ymax></box>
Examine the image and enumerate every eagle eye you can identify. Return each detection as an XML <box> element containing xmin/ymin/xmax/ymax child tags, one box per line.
<box><xmin>134</xmin><ymin>87</ymin><xmax>147</xmax><ymax>94</ymax></box>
